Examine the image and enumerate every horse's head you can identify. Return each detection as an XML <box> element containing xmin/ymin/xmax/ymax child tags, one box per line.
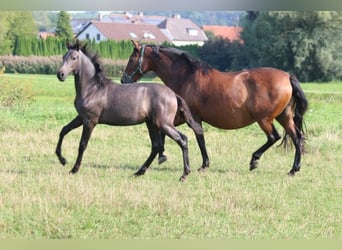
<box><xmin>121</xmin><ymin>40</ymin><xmax>150</xmax><ymax>84</ymax></box>
<box><xmin>57</xmin><ymin>40</ymin><xmax>84</xmax><ymax>81</ymax></box>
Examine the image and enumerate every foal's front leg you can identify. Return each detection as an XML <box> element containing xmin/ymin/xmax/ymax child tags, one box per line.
<box><xmin>158</xmin><ymin>131</ymin><xmax>167</xmax><ymax>164</ymax></box>
<box><xmin>70</xmin><ymin>121</ymin><xmax>96</xmax><ymax>174</ymax></box>
<box><xmin>134</xmin><ymin>122</ymin><xmax>160</xmax><ymax>176</ymax></box>
<box><xmin>55</xmin><ymin>116</ymin><xmax>83</xmax><ymax>165</ymax></box>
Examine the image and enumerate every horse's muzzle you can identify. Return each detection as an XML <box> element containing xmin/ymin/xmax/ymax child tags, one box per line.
<box><xmin>120</xmin><ymin>75</ymin><xmax>131</xmax><ymax>84</ymax></box>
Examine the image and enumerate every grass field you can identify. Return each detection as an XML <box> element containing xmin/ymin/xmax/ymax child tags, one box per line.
<box><xmin>0</xmin><ymin>74</ymin><xmax>341</xmax><ymax>239</ymax></box>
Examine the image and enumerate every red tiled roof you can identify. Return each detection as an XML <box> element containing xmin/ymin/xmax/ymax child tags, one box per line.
<box><xmin>79</xmin><ymin>21</ymin><xmax>170</xmax><ymax>44</ymax></box>
<box><xmin>202</xmin><ymin>25</ymin><xmax>243</xmax><ymax>42</ymax></box>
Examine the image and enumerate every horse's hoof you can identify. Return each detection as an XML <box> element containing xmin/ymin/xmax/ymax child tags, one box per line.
<box><xmin>158</xmin><ymin>155</ymin><xmax>167</xmax><ymax>165</ymax></box>
<box><xmin>197</xmin><ymin>167</ymin><xmax>206</xmax><ymax>173</ymax></box>
<box><xmin>287</xmin><ymin>171</ymin><xmax>296</xmax><ymax>177</ymax></box>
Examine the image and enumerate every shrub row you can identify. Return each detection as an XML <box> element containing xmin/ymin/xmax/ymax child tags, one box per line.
<box><xmin>12</xmin><ymin>36</ymin><xmax>136</xmax><ymax>60</ymax></box>
<box><xmin>0</xmin><ymin>55</ymin><xmax>128</xmax><ymax>77</ymax></box>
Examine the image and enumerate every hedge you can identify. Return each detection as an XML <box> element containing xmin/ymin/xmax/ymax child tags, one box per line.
<box><xmin>0</xmin><ymin>55</ymin><xmax>128</xmax><ymax>77</ymax></box>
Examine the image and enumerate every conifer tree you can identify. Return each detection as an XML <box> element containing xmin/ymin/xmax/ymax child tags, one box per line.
<box><xmin>55</xmin><ymin>11</ymin><xmax>73</xmax><ymax>40</ymax></box>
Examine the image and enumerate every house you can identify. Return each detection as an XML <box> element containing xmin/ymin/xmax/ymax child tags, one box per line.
<box><xmin>71</xmin><ymin>19</ymin><xmax>91</xmax><ymax>35</ymax></box>
<box><xmin>76</xmin><ymin>21</ymin><xmax>170</xmax><ymax>44</ymax></box>
<box><xmin>202</xmin><ymin>25</ymin><xmax>243</xmax><ymax>43</ymax></box>
<box><xmin>158</xmin><ymin>15</ymin><xmax>208</xmax><ymax>46</ymax></box>
<box><xmin>74</xmin><ymin>12</ymin><xmax>207</xmax><ymax>46</ymax></box>
<box><xmin>38</xmin><ymin>31</ymin><xmax>55</xmax><ymax>40</ymax></box>
<box><xmin>99</xmin><ymin>12</ymin><xmax>166</xmax><ymax>26</ymax></box>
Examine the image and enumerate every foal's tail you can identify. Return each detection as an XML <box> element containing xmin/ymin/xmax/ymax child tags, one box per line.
<box><xmin>176</xmin><ymin>95</ymin><xmax>203</xmax><ymax>135</ymax></box>
<box><xmin>282</xmin><ymin>75</ymin><xmax>309</xmax><ymax>151</ymax></box>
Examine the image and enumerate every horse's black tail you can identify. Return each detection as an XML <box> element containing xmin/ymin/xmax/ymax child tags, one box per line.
<box><xmin>290</xmin><ymin>75</ymin><xmax>308</xmax><ymax>133</ymax></box>
<box><xmin>282</xmin><ymin>75</ymin><xmax>308</xmax><ymax>152</ymax></box>
<box><xmin>176</xmin><ymin>95</ymin><xmax>203</xmax><ymax>135</ymax></box>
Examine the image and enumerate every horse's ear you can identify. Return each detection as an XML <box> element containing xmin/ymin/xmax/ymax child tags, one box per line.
<box><xmin>131</xmin><ymin>40</ymin><xmax>140</xmax><ymax>50</ymax></box>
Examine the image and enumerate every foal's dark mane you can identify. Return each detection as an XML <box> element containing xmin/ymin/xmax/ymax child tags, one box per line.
<box><xmin>151</xmin><ymin>45</ymin><xmax>213</xmax><ymax>75</ymax></box>
<box><xmin>76</xmin><ymin>43</ymin><xmax>112</xmax><ymax>86</ymax></box>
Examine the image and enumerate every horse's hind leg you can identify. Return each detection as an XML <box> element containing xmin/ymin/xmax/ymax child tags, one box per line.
<box><xmin>162</xmin><ymin>125</ymin><xmax>190</xmax><ymax>181</ymax></box>
<box><xmin>55</xmin><ymin>115</ymin><xmax>83</xmax><ymax>165</ymax></box>
<box><xmin>135</xmin><ymin>122</ymin><xmax>160</xmax><ymax>176</ymax></box>
<box><xmin>277</xmin><ymin>115</ymin><xmax>303</xmax><ymax>176</ymax></box>
<box><xmin>250</xmin><ymin>122</ymin><xmax>281</xmax><ymax>171</ymax></box>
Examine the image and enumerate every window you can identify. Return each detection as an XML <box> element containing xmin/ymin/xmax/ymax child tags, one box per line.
<box><xmin>129</xmin><ymin>32</ymin><xmax>138</xmax><ymax>38</ymax></box>
<box><xmin>85</xmin><ymin>33</ymin><xmax>90</xmax><ymax>40</ymax></box>
<box><xmin>187</xmin><ymin>28</ymin><xmax>198</xmax><ymax>36</ymax></box>
<box><xmin>143</xmin><ymin>32</ymin><xmax>155</xmax><ymax>39</ymax></box>
<box><xmin>96</xmin><ymin>33</ymin><xmax>101</xmax><ymax>41</ymax></box>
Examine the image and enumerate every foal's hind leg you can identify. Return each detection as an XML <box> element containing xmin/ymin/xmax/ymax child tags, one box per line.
<box><xmin>162</xmin><ymin>125</ymin><xmax>190</xmax><ymax>181</ymax></box>
<box><xmin>134</xmin><ymin>122</ymin><xmax>161</xmax><ymax>176</ymax></box>
<box><xmin>250</xmin><ymin>122</ymin><xmax>281</xmax><ymax>171</ymax></box>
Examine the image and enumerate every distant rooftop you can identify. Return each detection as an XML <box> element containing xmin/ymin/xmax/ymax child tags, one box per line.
<box><xmin>202</xmin><ymin>25</ymin><xmax>243</xmax><ymax>42</ymax></box>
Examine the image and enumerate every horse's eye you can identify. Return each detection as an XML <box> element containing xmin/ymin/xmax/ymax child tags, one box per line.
<box><xmin>72</xmin><ymin>56</ymin><xmax>77</xmax><ymax>60</ymax></box>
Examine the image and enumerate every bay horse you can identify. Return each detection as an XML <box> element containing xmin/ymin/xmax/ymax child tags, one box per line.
<box><xmin>55</xmin><ymin>40</ymin><xmax>203</xmax><ymax>181</ymax></box>
<box><xmin>121</xmin><ymin>41</ymin><xmax>308</xmax><ymax>176</ymax></box>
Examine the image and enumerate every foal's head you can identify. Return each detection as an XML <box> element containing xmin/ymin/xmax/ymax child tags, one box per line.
<box><xmin>57</xmin><ymin>40</ymin><xmax>85</xmax><ymax>81</ymax></box>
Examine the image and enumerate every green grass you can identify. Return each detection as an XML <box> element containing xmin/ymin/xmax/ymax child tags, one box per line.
<box><xmin>0</xmin><ymin>74</ymin><xmax>341</xmax><ymax>239</ymax></box>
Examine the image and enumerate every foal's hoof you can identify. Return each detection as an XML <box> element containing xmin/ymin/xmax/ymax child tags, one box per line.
<box><xmin>60</xmin><ymin>158</ymin><xmax>67</xmax><ymax>165</ymax></box>
<box><xmin>158</xmin><ymin>155</ymin><xmax>167</xmax><ymax>165</ymax></box>
<box><xmin>134</xmin><ymin>169</ymin><xmax>146</xmax><ymax>176</ymax></box>
<box><xmin>69</xmin><ymin>168</ymin><xmax>79</xmax><ymax>174</ymax></box>
<box><xmin>249</xmin><ymin>161</ymin><xmax>258</xmax><ymax>171</ymax></box>
<box><xmin>57</xmin><ymin>156</ymin><xmax>66</xmax><ymax>165</ymax></box>
<box><xmin>179</xmin><ymin>175</ymin><xmax>187</xmax><ymax>182</ymax></box>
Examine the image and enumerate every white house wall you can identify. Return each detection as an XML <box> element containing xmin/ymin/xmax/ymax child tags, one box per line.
<box><xmin>172</xmin><ymin>41</ymin><xmax>205</xmax><ymax>46</ymax></box>
<box><xmin>77</xmin><ymin>24</ymin><xmax>106</xmax><ymax>42</ymax></box>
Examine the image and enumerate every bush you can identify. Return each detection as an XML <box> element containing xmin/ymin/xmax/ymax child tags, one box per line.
<box><xmin>0</xmin><ymin>79</ymin><xmax>34</xmax><ymax>107</ymax></box>
<box><xmin>0</xmin><ymin>55</ymin><xmax>127</xmax><ymax>78</ymax></box>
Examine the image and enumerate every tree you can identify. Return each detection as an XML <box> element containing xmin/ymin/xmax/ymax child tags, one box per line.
<box><xmin>0</xmin><ymin>12</ymin><xmax>12</xmax><ymax>55</ymax></box>
<box><xmin>33</xmin><ymin>11</ymin><xmax>56</xmax><ymax>32</ymax></box>
<box><xmin>199</xmin><ymin>36</ymin><xmax>244</xmax><ymax>72</ymax></box>
<box><xmin>1</xmin><ymin>12</ymin><xmax>38</xmax><ymax>55</ymax></box>
<box><xmin>55</xmin><ymin>11</ymin><xmax>73</xmax><ymax>40</ymax></box>
<box><xmin>239</xmin><ymin>11</ymin><xmax>342</xmax><ymax>81</ymax></box>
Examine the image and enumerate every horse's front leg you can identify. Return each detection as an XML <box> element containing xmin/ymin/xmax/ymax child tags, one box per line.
<box><xmin>69</xmin><ymin>121</ymin><xmax>95</xmax><ymax>174</ymax></box>
<box><xmin>55</xmin><ymin>116</ymin><xmax>83</xmax><ymax>165</ymax></box>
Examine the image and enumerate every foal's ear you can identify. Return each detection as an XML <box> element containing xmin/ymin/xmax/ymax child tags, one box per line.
<box><xmin>66</xmin><ymin>39</ymin><xmax>72</xmax><ymax>49</ymax></box>
<box><xmin>75</xmin><ymin>39</ymin><xmax>83</xmax><ymax>51</ymax></box>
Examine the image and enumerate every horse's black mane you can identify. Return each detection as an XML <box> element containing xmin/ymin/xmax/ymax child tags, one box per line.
<box><xmin>151</xmin><ymin>45</ymin><xmax>213</xmax><ymax>75</ymax></box>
